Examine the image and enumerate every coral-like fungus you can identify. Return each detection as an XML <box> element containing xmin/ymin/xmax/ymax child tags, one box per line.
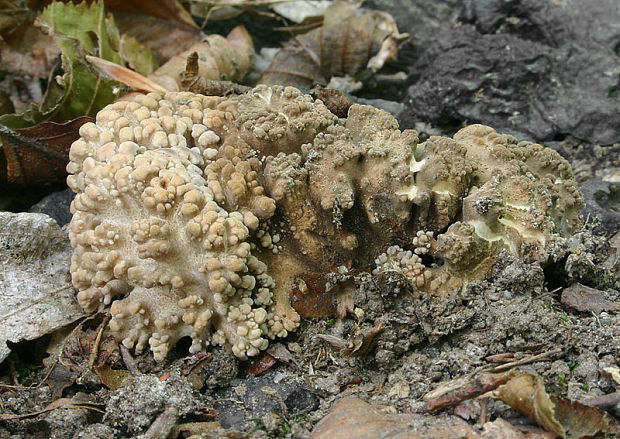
<box><xmin>68</xmin><ymin>85</ymin><xmax>582</xmax><ymax>360</ymax></box>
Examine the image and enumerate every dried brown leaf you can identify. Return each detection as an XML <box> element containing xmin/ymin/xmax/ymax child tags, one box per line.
<box><xmin>41</xmin><ymin>0</ymin><xmax>197</xmax><ymax>29</ymax></box>
<box><xmin>149</xmin><ymin>25</ymin><xmax>254</xmax><ymax>91</ymax></box>
<box><xmin>114</xmin><ymin>12</ymin><xmax>202</xmax><ymax>65</ymax></box>
<box><xmin>260</xmin><ymin>9</ymin><xmax>406</xmax><ymax>88</ymax></box>
<box><xmin>560</xmin><ymin>284</ymin><xmax>619</xmax><ymax>314</ymax></box>
<box><xmin>291</xmin><ymin>273</ymin><xmax>337</xmax><ymax>317</ymax></box>
<box><xmin>95</xmin><ymin>365</ymin><xmax>132</xmax><ymax>390</ymax></box>
<box><xmin>45</xmin><ymin>363</ymin><xmax>80</xmax><ymax>400</ymax></box>
<box><xmin>244</xmin><ymin>352</ymin><xmax>277</xmax><ymax>376</ymax></box>
<box><xmin>0</xmin><ymin>116</ymin><xmax>93</xmax><ymax>185</ymax></box>
<box><xmin>497</xmin><ymin>373</ymin><xmax>620</xmax><ymax>438</ymax></box>
<box><xmin>310</xmin><ymin>397</ymin><xmax>479</xmax><ymax>439</ymax></box>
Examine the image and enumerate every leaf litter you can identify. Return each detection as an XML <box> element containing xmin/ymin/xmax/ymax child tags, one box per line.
<box><xmin>1</xmin><ymin>2</ymin><xmax>619</xmax><ymax>438</ymax></box>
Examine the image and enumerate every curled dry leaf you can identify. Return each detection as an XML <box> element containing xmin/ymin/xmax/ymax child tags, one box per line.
<box><xmin>149</xmin><ymin>24</ymin><xmax>254</xmax><ymax>91</ymax></box>
<box><xmin>497</xmin><ymin>373</ymin><xmax>620</xmax><ymax>438</ymax></box>
<box><xmin>86</xmin><ymin>56</ymin><xmax>167</xmax><ymax>93</ymax></box>
<box><xmin>0</xmin><ymin>116</ymin><xmax>93</xmax><ymax>185</ymax></box>
<box><xmin>89</xmin><ymin>25</ymin><xmax>255</xmax><ymax>93</ymax></box>
<box><xmin>259</xmin><ymin>7</ymin><xmax>407</xmax><ymax>88</ymax></box>
<box><xmin>181</xmin><ymin>52</ymin><xmax>251</xmax><ymax>95</ymax></box>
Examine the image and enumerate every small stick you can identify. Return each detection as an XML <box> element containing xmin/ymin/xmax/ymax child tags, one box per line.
<box><xmin>583</xmin><ymin>392</ymin><xmax>620</xmax><ymax>410</ymax></box>
<box><xmin>144</xmin><ymin>407</ymin><xmax>179</xmax><ymax>439</ymax></box>
<box><xmin>422</xmin><ymin>370</ymin><xmax>515</xmax><ymax>413</ymax></box>
<box><xmin>491</xmin><ymin>348</ymin><xmax>562</xmax><ymax>372</ymax></box>
<box><xmin>119</xmin><ymin>345</ymin><xmax>141</xmax><ymax>376</ymax></box>
<box><xmin>88</xmin><ymin>314</ymin><xmax>111</xmax><ymax>369</ymax></box>
<box><xmin>485</xmin><ymin>352</ymin><xmax>515</xmax><ymax>363</ymax></box>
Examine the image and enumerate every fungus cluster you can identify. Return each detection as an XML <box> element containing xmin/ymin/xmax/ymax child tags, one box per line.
<box><xmin>68</xmin><ymin>85</ymin><xmax>582</xmax><ymax>360</ymax></box>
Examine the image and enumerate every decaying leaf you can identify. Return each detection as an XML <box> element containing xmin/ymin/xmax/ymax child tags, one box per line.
<box><xmin>560</xmin><ymin>283</ymin><xmax>619</xmax><ymax>314</ymax></box>
<box><xmin>291</xmin><ymin>273</ymin><xmax>338</xmax><ymax>317</ymax></box>
<box><xmin>118</xmin><ymin>33</ymin><xmax>157</xmax><ymax>76</ymax></box>
<box><xmin>0</xmin><ymin>1</ymin><xmax>126</xmax><ymax>133</ymax></box>
<box><xmin>0</xmin><ymin>212</ymin><xmax>86</xmax><ymax>363</ymax></box>
<box><xmin>0</xmin><ymin>116</ymin><xmax>92</xmax><ymax>185</ymax></box>
<box><xmin>0</xmin><ymin>0</ymin><xmax>37</xmax><ymax>48</ymax></box>
<box><xmin>114</xmin><ymin>12</ymin><xmax>202</xmax><ymax>65</ymax></box>
<box><xmin>45</xmin><ymin>361</ymin><xmax>81</xmax><ymax>400</ymax></box>
<box><xmin>42</xmin><ymin>316</ymin><xmax>123</xmax><ymax>397</ymax></box>
<box><xmin>36</xmin><ymin>1</ymin><xmax>125</xmax><ymax>119</ymax></box>
<box><xmin>95</xmin><ymin>365</ymin><xmax>132</xmax><ymax>390</ymax></box>
<box><xmin>148</xmin><ymin>25</ymin><xmax>254</xmax><ymax>91</ymax></box>
<box><xmin>244</xmin><ymin>352</ymin><xmax>277</xmax><ymax>376</ymax></box>
<box><xmin>497</xmin><ymin>373</ymin><xmax>620</xmax><ymax>438</ymax></box>
<box><xmin>87</xmin><ymin>25</ymin><xmax>255</xmax><ymax>93</ymax></box>
<box><xmin>0</xmin><ymin>20</ymin><xmax>60</xmax><ymax>78</ymax></box>
<box><xmin>102</xmin><ymin>0</ymin><xmax>197</xmax><ymax>29</ymax></box>
<box><xmin>259</xmin><ymin>6</ymin><xmax>407</xmax><ymax>88</ymax></box>
<box><xmin>38</xmin><ymin>0</ymin><xmax>197</xmax><ymax>29</ymax></box>
<box><xmin>310</xmin><ymin>396</ymin><xmax>479</xmax><ymax>439</ymax></box>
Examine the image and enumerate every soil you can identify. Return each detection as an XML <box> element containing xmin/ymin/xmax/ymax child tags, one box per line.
<box><xmin>1</xmin><ymin>1</ymin><xmax>619</xmax><ymax>438</ymax></box>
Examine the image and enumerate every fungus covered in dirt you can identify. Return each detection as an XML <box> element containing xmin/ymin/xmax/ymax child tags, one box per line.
<box><xmin>67</xmin><ymin>85</ymin><xmax>582</xmax><ymax>360</ymax></box>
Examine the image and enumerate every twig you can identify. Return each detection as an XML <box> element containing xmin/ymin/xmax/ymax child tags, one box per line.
<box><xmin>422</xmin><ymin>370</ymin><xmax>516</xmax><ymax>413</ymax></box>
<box><xmin>584</xmin><ymin>392</ymin><xmax>620</xmax><ymax>411</ymax></box>
<box><xmin>485</xmin><ymin>352</ymin><xmax>514</xmax><ymax>363</ymax></box>
<box><xmin>144</xmin><ymin>407</ymin><xmax>179</xmax><ymax>439</ymax></box>
<box><xmin>491</xmin><ymin>348</ymin><xmax>562</xmax><ymax>372</ymax></box>
<box><xmin>88</xmin><ymin>314</ymin><xmax>111</xmax><ymax>369</ymax></box>
<box><xmin>120</xmin><ymin>345</ymin><xmax>141</xmax><ymax>376</ymax></box>
<box><xmin>0</xmin><ymin>398</ymin><xmax>104</xmax><ymax>421</ymax></box>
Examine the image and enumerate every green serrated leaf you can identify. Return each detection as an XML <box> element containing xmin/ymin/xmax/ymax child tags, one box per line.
<box><xmin>39</xmin><ymin>1</ymin><xmax>122</xmax><ymax>64</ymax></box>
<box><xmin>36</xmin><ymin>1</ymin><xmax>125</xmax><ymax>121</ymax></box>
